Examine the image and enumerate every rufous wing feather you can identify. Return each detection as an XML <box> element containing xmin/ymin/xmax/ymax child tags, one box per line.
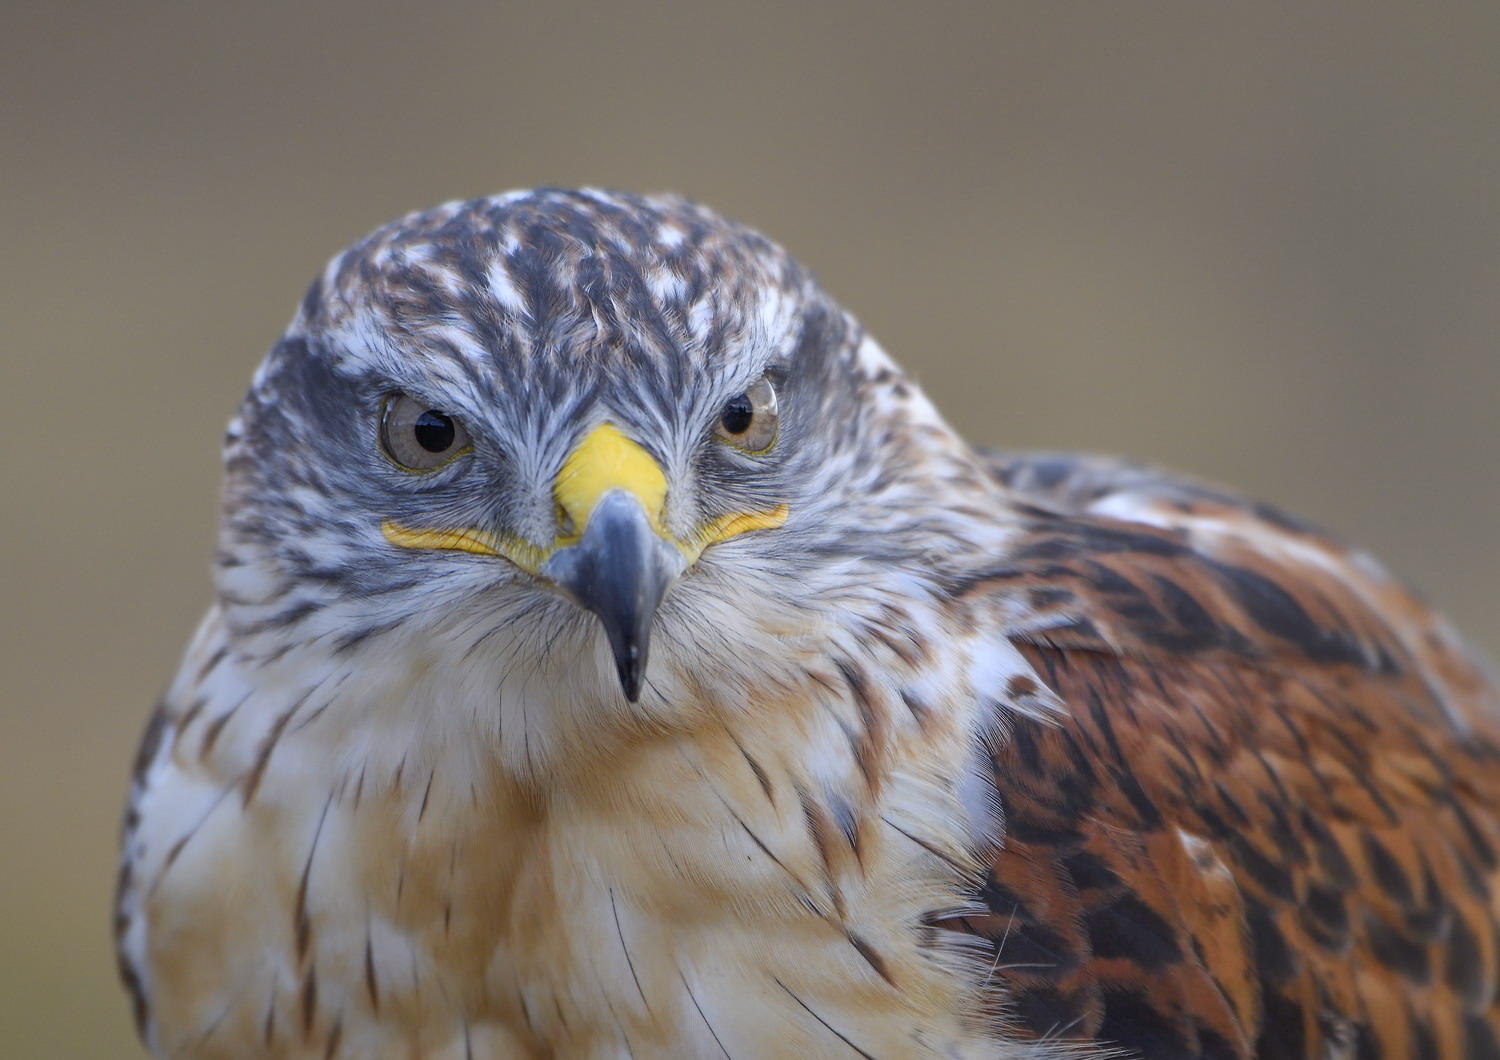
<box><xmin>946</xmin><ymin>452</ymin><xmax>1500</xmax><ymax>1058</ymax></box>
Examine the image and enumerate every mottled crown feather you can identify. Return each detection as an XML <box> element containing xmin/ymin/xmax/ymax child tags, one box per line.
<box><xmin>290</xmin><ymin>187</ymin><xmax>817</xmax><ymax>376</ymax></box>
<box><xmin>229</xmin><ymin>187</ymin><xmax>876</xmax><ymax>478</ymax></box>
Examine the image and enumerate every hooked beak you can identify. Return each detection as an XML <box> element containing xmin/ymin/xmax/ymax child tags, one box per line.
<box><xmin>540</xmin><ymin>489</ymin><xmax>681</xmax><ymax>701</ymax></box>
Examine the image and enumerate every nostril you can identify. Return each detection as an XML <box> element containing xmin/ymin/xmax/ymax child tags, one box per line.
<box><xmin>556</xmin><ymin>502</ymin><xmax>577</xmax><ymax>538</ymax></box>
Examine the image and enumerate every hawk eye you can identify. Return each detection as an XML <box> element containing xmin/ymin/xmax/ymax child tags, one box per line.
<box><xmin>380</xmin><ymin>394</ymin><xmax>472</xmax><ymax>471</ymax></box>
<box><xmin>714</xmin><ymin>376</ymin><xmax>778</xmax><ymax>452</ymax></box>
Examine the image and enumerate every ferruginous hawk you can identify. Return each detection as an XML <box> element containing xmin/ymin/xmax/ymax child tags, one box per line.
<box><xmin>117</xmin><ymin>189</ymin><xmax>1500</xmax><ymax>1058</ymax></box>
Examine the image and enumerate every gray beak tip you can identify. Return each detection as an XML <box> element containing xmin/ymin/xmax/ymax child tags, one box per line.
<box><xmin>614</xmin><ymin>646</ymin><xmax>645</xmax><ymax>703</ymax></box>
<box><xmin>541</xmin><ymin>490</ymin><xmax>678</xmax><ymax>702</ymax></box>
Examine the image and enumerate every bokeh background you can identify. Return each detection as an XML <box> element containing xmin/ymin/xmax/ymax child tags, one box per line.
<box><xmin>3</xmin><ymin>3</ymin><xmax>1497</xmax><ymax>1055</ymax></box>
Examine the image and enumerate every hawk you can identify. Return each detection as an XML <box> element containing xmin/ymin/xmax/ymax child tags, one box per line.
<box><xmin>117</xmin><ymin>189</ymin><xmax>1500</xmax><ymax>1059</ymax></box>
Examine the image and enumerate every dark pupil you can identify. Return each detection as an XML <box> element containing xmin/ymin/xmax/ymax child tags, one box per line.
<box><xmin>720</xmin><ymin>394</ymin><xmax>754</xmax><ymax>435</ymax></box>
<box><xmin>413</xmin><ymin>410</ymin><xmax>456</xmax><ymax>452</ymax></box>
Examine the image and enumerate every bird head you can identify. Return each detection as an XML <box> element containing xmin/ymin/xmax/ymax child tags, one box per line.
<box><xmin>215</xmin><ymin>189</ymin><xmax>990</xmax><ymax>776</ymax></box>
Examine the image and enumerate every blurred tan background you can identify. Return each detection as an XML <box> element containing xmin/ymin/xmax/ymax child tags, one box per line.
<box><xmin>2</xmin><ymin>2</ymin><xmax>1497</xmax><ymax>1055</ymax></box>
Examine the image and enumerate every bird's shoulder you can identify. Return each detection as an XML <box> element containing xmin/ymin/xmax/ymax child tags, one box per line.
<box><xmin>942</xmin><ymin>449</ymin><xmax>1500</xmax><ymax>1058</ymax></box>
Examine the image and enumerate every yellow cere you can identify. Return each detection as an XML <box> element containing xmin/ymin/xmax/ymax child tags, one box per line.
<box><xmin>381</xmin><ymin>422</ymin><xmax>790</xmax><ymax>570</ymax></box>
<box><xmin>553</xmin><ymin>423</ymin><xmax>669</xmax><ymax>539</ymax></box>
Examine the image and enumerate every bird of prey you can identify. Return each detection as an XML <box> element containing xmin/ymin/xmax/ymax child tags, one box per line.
<box><xmin>117</xmin><ymin>188</ymin><xmax>1500</xmax><ymax>1059</ymax></box>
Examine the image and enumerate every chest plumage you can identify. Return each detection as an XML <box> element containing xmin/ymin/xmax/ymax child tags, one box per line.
<box><xmin>125</xmin><ymin>606</ymin><xmax>1028</xmax><ymax>1058</ymax></box>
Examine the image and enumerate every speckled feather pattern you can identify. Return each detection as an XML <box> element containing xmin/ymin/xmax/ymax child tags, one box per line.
<box><xmin>116</xmin><ymin>190</ymin><xmax>1500</xmax><ymax>1059</ymax></box>
<box><xmin>957</xmin><ymin>453</ymin><xmax>1500</xmax><ymax>1058</ymax></box>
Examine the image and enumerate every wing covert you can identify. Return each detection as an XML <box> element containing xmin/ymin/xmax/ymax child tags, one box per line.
<box><xmin>944</xmin><ymin>451</ymin><xmax>1500</xmax><ymax>1059</ymax></box>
